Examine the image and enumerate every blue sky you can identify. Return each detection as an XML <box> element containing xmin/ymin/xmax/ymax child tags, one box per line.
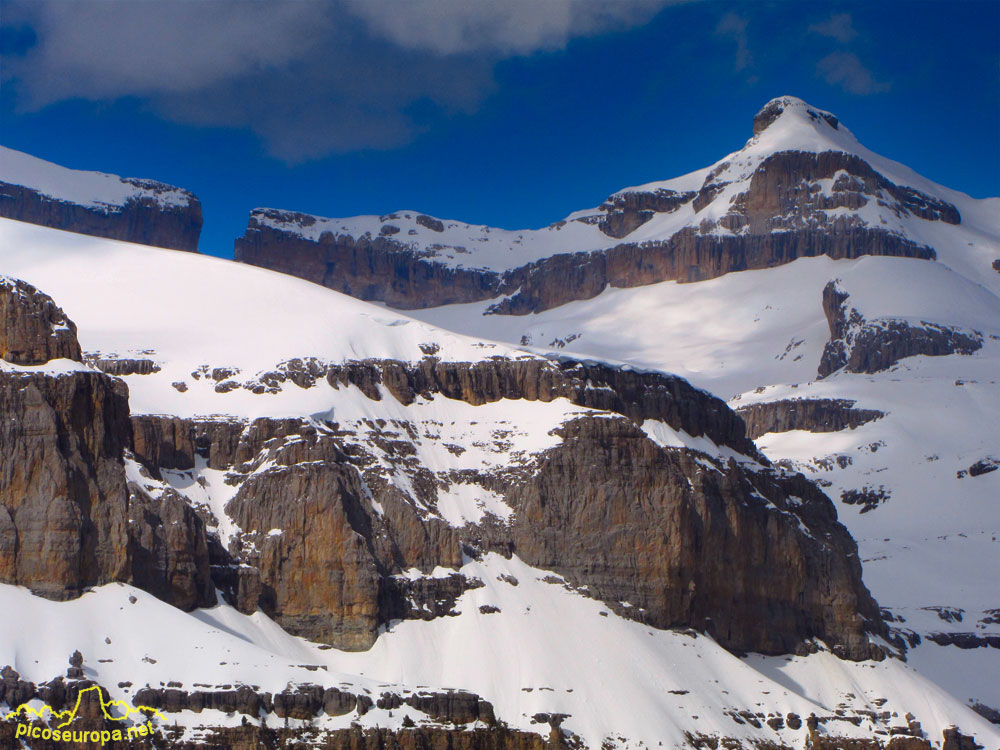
<box><xmin>1</xmin><ymin>0</ymin><xmax>998</xmax><ymax>258</ymax></box>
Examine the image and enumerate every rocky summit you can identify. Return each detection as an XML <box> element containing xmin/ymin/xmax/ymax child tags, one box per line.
<box><xmin>1</xmin><ymin>94</ymin><xmax>998</xmax><ymax>749</ymax></box>
<box><xmin>235</xmin><ymin>97</ymin><xmax>961</xmax><ymax>313</ymax></box>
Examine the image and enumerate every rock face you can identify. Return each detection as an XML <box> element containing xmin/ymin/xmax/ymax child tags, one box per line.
<box><xmin>0</xmin><ymin>278</ymin><xmax>134</xmax><ymax>599</ymax></box>
<box><xmin>132</xmin><ymin>682</ymin><xmax>494</xmax><ymax>726</ymax></box>
<box><xmin>2</xmin><ymin>278</ymin><xmax>884</xmax><ymax>664</ymax></box>
<box><xmin>0</xmin><ymin>279</ymin><xmax>214</xmax><ymax>610</ymax></box>
<box><xmin>126</xmin><ymin>354</ymin><xmax>884</xmax><ymax>661</ymax></box>
<box><xmin>0</xmin><ymin>276</ymin><xmax>82</xmax><ymax>365</ymax></box>
<box><xmin>127</xmin><ymin>486</ymin><xmax>216</xmax><ymax>612</ymax></box>
<box><xmin>508</xmin><ymin>416</ymin><xmax>882</xmax><ymax>659</ymax></box>
<box><xmin>818</xmin><ymin>280</ymin><xmax>983</xmax><ymax>377</ymax></box>
<box><xmin>235</xmin><ymin>213</ymin><xmax>502</xmax><ymax>309</ymax></box>
<box><xmin>235</xmin><ymin>97</ymin><xmax>956</xmax><ymax>314</ymax></box>
<box><xmin>0</xmin><ymin>673</ymin><xmax>550</xmax><ymax>750</ymax></box>
<box><xmin>0</xmin><ymin>147</ymin><xmax>202</xmax><ymax>252</ymax></box>
<box><xmin>735</xmin><ymin>398</ymin><xmax>885</xmax><ymax>439</ymax></box>
<box><xmin>488</xmin><ymin>227</ymin><xmax>935</xmax><ymax>315</ymax></box>
<box><xmin>595</xmin><ymin>187</ymin><xmax>696</xmax><ymax>238</ymax></box>
<box><xmin>0</xmin><ymin>370</ymin><xmax>131</xmax><ymax>599</ymax></box>
<box><xmin>130</xmin><ymin>413</ymin><xmax>466</xmax><ymax>649</ymax></box>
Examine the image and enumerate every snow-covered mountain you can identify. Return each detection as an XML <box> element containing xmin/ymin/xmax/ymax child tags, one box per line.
<box><xmin>0</xmin><ymin>146</ymin><xmax>202</xmax><ymax>252</ymax></box>
<box><xmin>1</xmin><ymin>94</ymin><xmax>998</xmax><ymax>749</ymax></box>
<box><xmin>376</xmin><ymin>100</ymin><xmax>997</xmax><ymax>734</ymax></box>
<box><xmin>234</xmin><ymin>96</ymin><xmax>997</xmax><ymax>314</ymax></box>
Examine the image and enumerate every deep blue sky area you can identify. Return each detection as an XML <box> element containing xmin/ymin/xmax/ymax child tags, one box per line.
<box><xmin>1</xmin><ymin>0</ymin><xmax>998</xmax><ymax>258</ymax></box>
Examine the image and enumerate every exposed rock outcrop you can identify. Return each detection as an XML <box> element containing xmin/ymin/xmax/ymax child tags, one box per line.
<box><xmin>507</xmin><ymin>416</ymin><xmax>883</xmax><ymax>659</ymax></box>
<box><xmin>126</xmin><ymin>485</ymin><xmax>216</xmax><ymax>611</ymax></box>
<box><xmin>84</xmin><ymin>355</ymin><xmax>160</xmax><ymax>376</ymax></box>
<box><xmin>0</xmin><ymin>178</ymin><xmax>202</xmax><ymax>252</ymax></box>
<box><xmin>0</xmin><ymin>276</ymin><xmax>82</xmax><ymax>365</ymax></box>
<box><xmin>488</xmin><ymin>226</ymin><xmax>936</xmax><ymax>315</ymax></box>
<box><xmin>123</xmin><ymin>350</ymin><xmax>888</xmax><ymax>659</ymax></box>
<box><xmin>0</xmin><ymin>370</ymin><xmax>131</xmax><ymax>599</ymax></box>
<box><xmin>235</xmin><ymin>98</ymin><xmax>955</xmax><ymax>314</ymax></box>
<box><xmin>725</xmin><ymin>150</ymin><xmax>959</xmax><ymax>230</ymax></box>
<box><xmin>224</xmin><ymin>461</ymin><xmax>389</xmax><ymax>649</ymax></box>
<box><xmin>596</xmin><ymin>187</ymin><xmax>696</xmax><ymax>238</ymax></box>
<box><xmin>818</xmin><ymin>280</ymin><xmax>983</xmax><ymax>377</ymax></box>
<box><xmin>2</xmin><ymin>279</ymin><xmax>883</xmax><ymax>663</ymax></box>
<box><xmin>235</xmin><ymin>215</ymin><xmax>502</xmax><ymax>309</ymax></box>
<box><xmin>735</xmin><ymin>398</ymin><xmax>885</xmax><ymax>439</ymax></box>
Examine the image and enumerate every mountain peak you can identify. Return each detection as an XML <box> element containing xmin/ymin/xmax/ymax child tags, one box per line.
<box><xmin>753</xmin><ymin>95</ymin><xmax>840</xmax><ymax>136</ymax></box>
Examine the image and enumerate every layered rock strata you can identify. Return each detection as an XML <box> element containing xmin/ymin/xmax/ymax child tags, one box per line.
<box><xmin>818</xmin><ymin>281</ymin><xmax>983</xmax><ymax>377</ymax></box>
<box><xmin>0</xmin><ymin>369</ymin><xmax>132</xmax><ymax>599</ymax></box>
<box><xmin>235</xmin><ymin>98</ymin><xmax>955</xmax><ymax>314</ymax></box>
<box><xmin>0</xmin><ymin>167</ymin><xmax>202</xmax><ymax>252</ymax></box>
<box><xmin>0</xmin><ymin>278</ymin><xmax>215</xmax><ymax>610</ymax></box>
<box><xmin>735</xmin><ymin>398</ymin><xmax>885</xmax><ymax>439</ymax></box>
<box><xmin>0</xmin><ymin>276</ymin><xmax>82</xmax><ymax>365</ymax></box>
<box><xmin>127</xmin><ymin>367</ymin><xmax>882</xmax><ymax>660</ymax></box>
<box><xmin>3</xmin><ymin>277</ymin><xmax>882</xmax><ymax>662</ymax></box>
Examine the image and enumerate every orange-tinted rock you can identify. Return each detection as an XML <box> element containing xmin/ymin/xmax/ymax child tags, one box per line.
<box><xmin>0</xmin><ymin>276</ymin><xmax>82</xmax><ymax>365</ymax></box>
<box><xmin>509</xmin><ymin>416</ymin><xmax>884</xmax><ymax>660</ymax></box>
<box><xmin>0</xmin><ymin>371</ymin><xmax>130</xmax><ymax>599</ymax></box>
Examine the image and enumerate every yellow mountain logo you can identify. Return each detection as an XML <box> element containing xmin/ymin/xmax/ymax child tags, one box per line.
<box><xmin>4</xmin><ymin>684</ymin><xmax>166</xmax><ymax>744</ymax></box>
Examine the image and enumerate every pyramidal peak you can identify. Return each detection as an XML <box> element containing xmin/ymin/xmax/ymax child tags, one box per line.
<box><xmin>752</xmin><ymin>95</ymin><xmax>841</xmax><ymax>137</ymax></box>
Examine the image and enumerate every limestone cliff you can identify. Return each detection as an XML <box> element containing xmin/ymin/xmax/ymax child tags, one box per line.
<box><xmin>235</xmin><ymin>97</ymin><xmax>956</xmax><ymax>314</ymax></box>
<box><xmin>818</xmin><ymin>280</ymin><xmax>983</xmax><ymax>377</ymax></box>
<box><xmin>0</xmin><ymin>276</ymin><xmax>82</xmax><ymax>365</ymax></box>
<box><xmin>0</xmin><ymin>147</ymin><xmax>201</xmax><ymax>252</ymax></box>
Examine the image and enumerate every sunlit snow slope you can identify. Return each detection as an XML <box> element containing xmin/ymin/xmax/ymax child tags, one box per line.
<box><xmin>2</xmin><ymin>218</ymin><xmax>997</xmax><ymax>747</ymax></box>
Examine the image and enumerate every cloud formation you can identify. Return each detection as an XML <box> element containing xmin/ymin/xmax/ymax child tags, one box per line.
<box><xmin>714</xmin><ymin>12</ymin><xmax>751</xmax><ymax>71</ymax></box>
<box><xmin>808</xmin><ymin>13</ymin><xmax>857</xmax><ymax>44</ymax></box>
<box><xmin>817</xmin><ymin>51</ymin><xmax>890</xmax><ymax>95</ymax></box>
<box><xmin>1</xmin><ymin>0</ymin><xmax>671</xmax><ymax>162</ymax></box>
<box><xmin>4</xmin><ymin>1</ymin><xmax>327</xmax><ymax>106</ymax></box>
<box><xmin>344</xmin><ymin>0</ymin><xmax>667</xmax><ymax>56</ymax></box>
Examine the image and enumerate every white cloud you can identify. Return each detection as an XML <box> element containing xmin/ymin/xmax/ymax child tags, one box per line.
<box><xmin>0</xmin><ymin>0</ymin><xmax>674</xmax><ymax>161</ymax></box>
<box><xmin>817</xmin><ymin>51</ymin><xmax>890</xmax><ymax>95</ymax></box>
<box><xmin>4</xmin><ymin>1</ymin><xmax>328</xmax><ymax>107</ymax></box>
<box><xmin>714</xmin><ymin>12</ymin><xmax>750</xmax><ymax>72</ymax></box>
<box><xmin>808</xmin><ymin>13</ymin><xmax>858</xmax><ymax>44</ymax></box>
<box><xmin>343</xmin><ymin>0</ymin><xmax>669</xmax><ymax>56</ymax></box>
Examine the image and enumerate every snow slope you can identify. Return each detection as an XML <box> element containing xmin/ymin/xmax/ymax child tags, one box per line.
<box><xmin>403</xmin><ymin>250</ymin><xmax>1000</xmax><ymax>728</ymax></box>
<box><xmin>3</xmin><ymin>218</ymin><xmax>997</xmax><ymax>746</ymax></box>
<box><xmin>3</xmin><ymin>553</ymin><xmax>997</xmax><ymax>748</ymax></box>
<box><xmin>0</xmin><ymin>145</ymin><xmax>196</xmax><ymax>210</ymax></box>
<box><xmin>251</xmin><ymin>96</ymin><xmax>1000</xmax><ymax>286</ymax></box>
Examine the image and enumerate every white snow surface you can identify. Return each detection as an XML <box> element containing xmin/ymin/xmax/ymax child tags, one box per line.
<box><xmin>2</xmin><ymin>554</ymin><xmax>997</xmax><ymax>748</ymax></box>
<box><xmin>3</xmin><ymin>95</ymin><xmax>1000</xmax><ymax>746</ymax></box>
<box><xmin>0</xmin><ymin>145</ymin><xmax>194</xmax><ymax>210</ymax></box>
<box><xmin>0</xmin><ymin>217</ymin><xmax>541</xmax><ymax>419</ymax></box>
<box><xmin>2</xmin><ymin>219</ymin><xmax>997</xmax><ymax>746</ymax></box>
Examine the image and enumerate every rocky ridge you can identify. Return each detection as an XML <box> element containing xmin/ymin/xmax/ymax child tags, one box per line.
<box><xmin>0</xmin><ymin>276</ymin><xmax>82</xmax><ymax>365</ymax></box>
<box><xmin>1</xmin><ymin>273</ymin><xmax>885</xmax><ymax>663</ymax></box>
<box><xmin>0</xmin><ymin>276</ymin><xmax>212</xmax><ymax>609</ymax></box>
<box><xmin>1</xmin><ymin>664</ymin><xmax>986</xmax><ymax>750</ymax></box>
<box><xmin>235</xmin><ymin>97</ymin><xmax>957</xmax><ymax>313</ymax></box>
<box><xmin>735</xmin><ymin>398</ymin><xmax>885</xmax><ymax>439</ymax></box>
<box><xmin>0</xmin><ymin>146</ymin><xmax>202</xmax><ymax>252</ymax></box>
<box><xmin>818</xmin><ymin>280</ymin><xmax>983</xmax><ymax>377</ymax></box>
